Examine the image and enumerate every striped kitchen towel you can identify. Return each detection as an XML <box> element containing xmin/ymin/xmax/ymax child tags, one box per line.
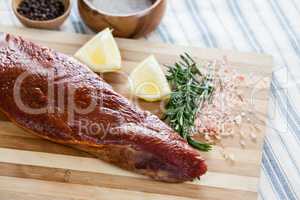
<box><xmin>0</xmin><ymin>0</ymin><xmax>299</xmax><ymax>199</ymax></box>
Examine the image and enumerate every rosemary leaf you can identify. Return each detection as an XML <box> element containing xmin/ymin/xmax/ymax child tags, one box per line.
<box><xmin>164</xmin><ymin>53</ymin><xmax>213</xmax><ymax>152</ymax></box>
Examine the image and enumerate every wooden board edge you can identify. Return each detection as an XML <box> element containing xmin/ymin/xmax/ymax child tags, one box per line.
<box><xmin>0</xmin><ymin>25</ymin><xmax>273</xmax><ymax>68</ymax></box>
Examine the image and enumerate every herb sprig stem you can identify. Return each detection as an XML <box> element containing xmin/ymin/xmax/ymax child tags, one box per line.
<box><xmin>164</xmin><ymin>53</ymin><xmax>214</xmax><ymax>152</ymax></box>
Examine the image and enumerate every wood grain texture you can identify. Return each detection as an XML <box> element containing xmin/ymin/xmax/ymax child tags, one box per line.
<box><xmin>0</xmin><ymin>26</ymin><xmax>273</xmax><ymax>200</ymax></box>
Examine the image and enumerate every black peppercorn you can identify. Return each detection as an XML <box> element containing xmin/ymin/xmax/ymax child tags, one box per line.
<box><xmin>17</xmin><ymin>0</ymin><xmax>65</xmax><ymax>21</ymax></box>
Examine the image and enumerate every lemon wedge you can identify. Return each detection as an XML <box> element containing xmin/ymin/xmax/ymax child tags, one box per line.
<box><xmin>74</xmin><ymin>28</ymin><xmax>121</xmax><ymax>73</ymax></box>
<box><xmin>129</xmin><ymin>55</ymin><xmax>171</xmax><ymax>102</ymax></box>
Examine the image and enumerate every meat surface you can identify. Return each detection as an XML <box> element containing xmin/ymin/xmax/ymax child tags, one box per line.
<box><xmin>0</xmin><ymin>33</ymin><xmax>207</xmax><ymax>182</ymax></box>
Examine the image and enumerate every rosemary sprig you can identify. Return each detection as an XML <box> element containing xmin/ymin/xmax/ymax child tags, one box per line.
<box><xmin>164</xmin><ymin>53</ymin><xmax>214</xmax><ymax>152</ymax></box>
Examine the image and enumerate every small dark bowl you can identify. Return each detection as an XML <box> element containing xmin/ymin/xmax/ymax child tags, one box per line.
<box><xmin>12</xmin><ymin>0</ymin><xmax>71</xmax><ymax>30</ymax></box>
<box><xmin>78</xmin><ymin>0</ymin><xmax>167</xmax><ymax>38</ymax></box>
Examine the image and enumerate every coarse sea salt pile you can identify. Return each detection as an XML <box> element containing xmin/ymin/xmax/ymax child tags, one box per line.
<box><xmin>89</xmin><ymin>0</ymin><xmax>153</xmax><ymax>15</ymax></box>
<box><xmin>194</xmin><ymin>58</ymin><xmax>262</xmax><ymax>162</ymax></box>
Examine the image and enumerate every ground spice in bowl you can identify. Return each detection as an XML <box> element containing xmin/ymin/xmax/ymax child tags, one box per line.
<box><xmin>88</xmin><ymin>0</ymin><xmax>153</xmax><ymax>15</ymax></box>
<box><xmin>17</xmin><ymin>0</ymin><xmax>65</xmax><ymax>21</ymax></box>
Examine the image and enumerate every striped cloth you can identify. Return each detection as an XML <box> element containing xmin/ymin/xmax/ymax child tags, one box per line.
<box><xmin>1</xmin><ymin>0</ymin><xmax>300</xmax><ymax>199</ymax></box>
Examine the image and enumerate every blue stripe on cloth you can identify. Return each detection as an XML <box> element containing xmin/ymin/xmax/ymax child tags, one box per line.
<box><xmin>263</xmin><ymin>88</ymin><xmax>300</xmax><ymax>199</ymax></box>
<box><xmin>251</xmin><ymin>0</ymin><xmax>300</xmax><ymax>100</ymax></box>
<box><xmin>263</xmin><ymin>140</ymin><xmax>298</xmax><ymax>200</ymax></box>
<box><xmin>272</xmin><ymin>0</ymin><xmax>300</xmax><ymax>42</ymax></box>
<box><xmin>250</xmin><ymin>1</ymin><xmax>290</xmax><ymax>66</ymax></box>
<box><xmin>159</xmin><ymin>22</ymin><xmax>175</xmax><ymax>43</ymax></box>
<box><xmin>261</xmin><ymin>164</ymin><xmax>281</xmax><ymax>200</ymax></box>
<box><xmin>190</xmin><ymin>0</ymin><xmax>218</xmax><ymax>48</ymax></box>
<box><xmin>157</xmin><ymin>25</ymin><xmax>172</xmax><ymax>43</ymax></box>
<box><xmin>168</xmin><ymin>2</ymin><xmax>192</xmax><ymax>45</ymax></box>
<box><xmin>185</xmin><ymin>0</ymin><xmax>213</xmax><ymax>47</ymax></box>
<box><xmin>226</xmin><ymin>0</ymin><xmax>255</xmax><ymax>51</ymax></box>
<box><xmin>69</xmin><ymin>5</ymin><xmax>87</xmax><ymax>34</ymax></box>
<box><xmin>227</xmin><ymin>0</ymin><xmax>264</xmax><ymax>53</ymax></box>
<box><xmin>270</xmin><ymin>80</ymin><xmax>300</xmax><ymax>173</ymax></box>
<box><xmin>208</xmin><ymin>0</ymin><xmax>237</xmax><ymax>49</ymax></box>
<box><xmin>267</xmin><ymin>0</ymin><xmax>300</xmax><ymax>93</ymax></box>
<box><xmin>268</xmin><ymin>119</ymin><xmax>300</xmax><ymax>176</ymax></box>
<box><xmin>156</xmin><ymin>26</ymin><xmax>167</xmax><ymax>42</ymax></box>
<box><xmin>250</xmin><ymin>0</ymin><xmax>300</xmax><ymax>94</ymax></box>
<box><xmin>77</xmin><ymin>21</ymin><xmax>87</xmax><ymax>34</ymax></box>
<box><xmin>69</xmin><ymin>11</ymin><xmax>80</xmax><ymax>33</ymax></box>
<box><xmin>267</xmin><ymin>0</ymin><xmax>300</xmax><ymax>55</ymax></box>
<box><xmin>262</xmin><ymin>151</ymin><xmax>289</xmax><ymax>200</ymax></box>
<box><xmin>271</xmin><ymin>78</ymin><xmax>300</xmax><ymax>145</ymax></box>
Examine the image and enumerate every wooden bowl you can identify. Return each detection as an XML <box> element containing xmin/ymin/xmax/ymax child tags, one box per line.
<box><xmin>78</xmin><ymin>0</ymin><xmax>166</xmax><ymax>38</ymax></box>
<box><xmin>12</xmin><ymin>0</ymin><xmax>71</xmax><ymax>30</ymax></box>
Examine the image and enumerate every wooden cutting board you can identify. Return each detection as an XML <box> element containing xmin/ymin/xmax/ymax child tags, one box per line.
<box><xmin>0</xmin><ymin>26</ymin><xmax>273</xmax><ymax>200</ymax></box>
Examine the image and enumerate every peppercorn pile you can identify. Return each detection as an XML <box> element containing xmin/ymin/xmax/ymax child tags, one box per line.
<box><xmin>17</xmin><ymin>0</ymin><xmax>65</xmax><ymax>21</ymax></box>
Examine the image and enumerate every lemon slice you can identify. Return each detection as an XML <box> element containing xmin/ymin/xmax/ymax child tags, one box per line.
<box><xmin>129</xmin><ymin>55</ymin><xmax>171</xmax><ymax>102</ymax></box>
<box><xmin>74</xmin><ymin>28</ymin><xmax>121</xmax><ymax>73</ymax></box>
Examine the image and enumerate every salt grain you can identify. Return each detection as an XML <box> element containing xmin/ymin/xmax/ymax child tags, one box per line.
<box><xmin>89</xmin><ymin>0</ymin><xmax>153</xmax><ymax>15</ymax></box>
<box><xmin>240</xmin><ymin>140</ymin><xmax>246</xmax><ymax>148</ymax></box>
<box><xmin>234</xmin><ymin>115</ymin><xmax>242</xmax><ymax>124</ymax></box>
<box><xmin>228</xmin><ymin>154</ymin><xmax>235</xmax><ymax>162</ymax></box>
<box><xmin>194</xmin><ymin>57</ymin><xmax>263</xmax><ymax>160</ymax></box>
<box><xmin>204</xmin><ymin>134</ymin><xmax>211</xmax><ymax>141</ymax></box>
<box><xmin>215</xmin><ymin>135</ymin><xmax>221</xmax><ymax>140</ymax></box>
<box><xmin>240</xmin><ymin>131</ymin><xmax>246</xmax><ymax>139</ymax></box>
<box><xmin>250</xmin><ymin>133</ymin><xmax>257</xmax><ymax>141</ymax></box>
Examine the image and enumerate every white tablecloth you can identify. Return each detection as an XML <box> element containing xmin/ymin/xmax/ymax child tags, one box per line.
<box><xmin>0</xmin><ymin>0</ymin><xmax>299</xmax><ymax>199</ymax></box>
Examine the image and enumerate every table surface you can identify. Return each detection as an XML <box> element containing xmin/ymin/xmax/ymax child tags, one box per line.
<box><xmin>0</xmin><ymin>0</ymin><xmax>300</xmax><ymax>199</ymax></box>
